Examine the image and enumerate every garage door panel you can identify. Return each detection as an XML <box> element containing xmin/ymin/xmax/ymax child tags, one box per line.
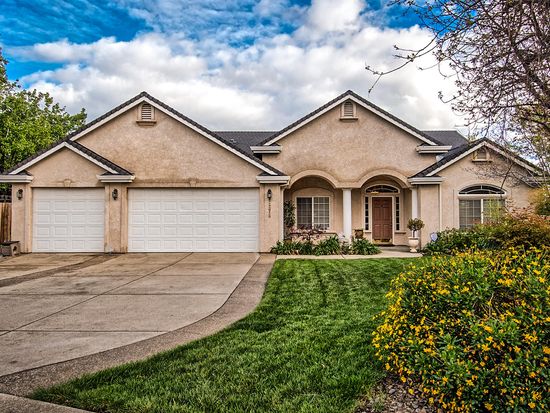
<box><xmin>128</xmin><ymin>189</ymin><xmax>259</xmax><ymax>252</ymax></box>
<box><xmin>33</xmin><ymin>189</ymin><xmax>105</xmax><ymax>252</ymax></box>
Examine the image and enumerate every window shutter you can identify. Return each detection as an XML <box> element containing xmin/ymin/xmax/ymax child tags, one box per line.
<box><xmin>141</xmin><ymin>103</ymin><xmax>153</xmax><ymax>120</ymax></box>
<box><xmin>343</xmin><ymin>101</ymin><xmax>354</xmax><ymax>117</ymax></box>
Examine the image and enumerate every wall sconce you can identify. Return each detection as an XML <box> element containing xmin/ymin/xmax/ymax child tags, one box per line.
<box><xmin>16</xmin><ymin>189</ymin><xmax>23</xmax><ymax>200</ymax></box>
<box><xmin>112</xmin><ymin>188</ymin><xmax>119</xmax><ymax>201</ymax></box>
<box><xmin>267</xmin><ymin>189</ymin><xmax>272</xmax><ymax>200</ymax></box>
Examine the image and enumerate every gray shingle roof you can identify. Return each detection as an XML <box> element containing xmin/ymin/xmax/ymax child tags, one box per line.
<box><xmin>411</xmin><ymin>143</ymin><xmax>472</xmax><ymax>178</ymax></box>
<box><xmin>411</xmin><ymin>138</ymin><xmax>541</xmax><ymax>178</ymax></box>
<box><xmin>214</xmin><ymin>131</ymin><xmax>276</xmax><ymax>156</ymax></box>
<box><xmin>422</xmin><ymin>130</ymin><xmax>468</xmax><ymax>148</ymax></box>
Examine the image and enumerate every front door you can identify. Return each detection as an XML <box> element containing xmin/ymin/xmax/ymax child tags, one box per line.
<box><xmin>372</xmin><ymin>197</ymin><xmax>392</xmax><ymax>242</ymax></box>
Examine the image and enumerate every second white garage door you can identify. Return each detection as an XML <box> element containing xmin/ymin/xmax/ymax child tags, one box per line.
<box><xmin>128</xmin><ymin>189</ymin><xmax>259</xmax><ymax>252</ymax></box>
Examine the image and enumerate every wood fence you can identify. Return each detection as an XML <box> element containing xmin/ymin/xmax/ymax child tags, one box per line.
<box><xmin>0</xmin><ymin>203</ymin><xmax>11</xmax><ymax>243</ymax></box>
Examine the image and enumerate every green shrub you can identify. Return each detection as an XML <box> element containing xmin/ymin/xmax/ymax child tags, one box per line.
<box><xmin>372</xmin><ymin>247</ymin><xmax>549</xmax><ymax>412</ymax></box>
<box><xmin>314</xmin><ymin>235</ymin><xmax>341</xmax><ymax>255</ymax></box>
<box><xmin>351</xmin><ymin>238</ymin><xmax>381</xmax><ymax>255</ymax></box>
<box><xmin>425</xmin><ymin>213</ymin><xmax>550</xmax><ymax>254</ymax></box>
<box><xmin>531</xmin><ymin>187</ymin><xmax>550</xmax><ymax>216</ymax></box>
<box><xmin>271</xmin><ymin>236</ymin><xmax>381</xmax><ymax>255</ymax></box>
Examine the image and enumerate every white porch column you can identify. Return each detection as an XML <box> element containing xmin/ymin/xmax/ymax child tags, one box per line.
<box><xmin>342</xmin><ymin>188</ymin><xmax>352</xmax><ymax>241</ymax></box>
<box><xmin>411</xmin><ymin>186</ymin><xmax>418</xmax><ymax>219</ymax></box>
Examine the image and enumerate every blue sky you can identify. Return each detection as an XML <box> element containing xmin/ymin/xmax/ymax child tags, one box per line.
<box><xmin>1</xmin><ymin>0</ymin><xmax>459</xmax><ymax>130</ymax></box>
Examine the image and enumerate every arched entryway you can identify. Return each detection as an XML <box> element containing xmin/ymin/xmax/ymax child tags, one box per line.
<box><xmin>284</xmin><ymin>175</ymin><xmax>338</xmax><ymax>233</ymax></box>
<box><xmin>360</xmin><ymin>176</ymin><xmax>410</xmax><ymax>245</ymax></box>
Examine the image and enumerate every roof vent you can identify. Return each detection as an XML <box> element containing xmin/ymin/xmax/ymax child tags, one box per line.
<box><xmin>137</xmin><ymin>102</ymin><xmax>156</xmax><ymax>126</ymax></box>
<box><xmin>473</xmin><ymin>147</ymin><xmax>490</xmax><ymax>162</ymax></box>
<box><xmin>340</xmin><ymin>100</ymin><xmax>357</xmax><ymax>121</ymax></box>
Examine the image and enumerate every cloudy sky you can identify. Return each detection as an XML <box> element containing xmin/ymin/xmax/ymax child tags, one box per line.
<box><xmin>1</xmin><ymin>0</ymin><xmax>461</xmax><ymax>130</ymax></box>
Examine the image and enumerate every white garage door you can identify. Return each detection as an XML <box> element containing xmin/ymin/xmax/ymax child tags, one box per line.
<box><xmin>33</xmin><ymin>188</ymin><xmax>105</xmax><ymax>252</ymax></box>
<box><xmin>128</xmin><ymin>189</ymin><xmax>259</xmax><ymax>252</ymax></box>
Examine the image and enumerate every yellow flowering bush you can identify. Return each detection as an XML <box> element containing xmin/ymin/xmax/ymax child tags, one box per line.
<box><xmin>372</xmin><ymin>247</ymin><xmax>549</xmax><ymax>412</ymax></box>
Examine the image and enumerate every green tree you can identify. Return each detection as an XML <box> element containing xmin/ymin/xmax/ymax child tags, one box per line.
<box><xmin>0</xmin><ymin>48</ymin><xmax>86</xmax><ymax>173</ymax></box>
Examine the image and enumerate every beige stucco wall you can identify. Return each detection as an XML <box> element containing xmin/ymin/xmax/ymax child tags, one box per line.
<box><xmin>438</xmin><ymin>150</ymin><xmax>533</xmax><ymax>230</ymax></box>
<box><xmin>10</xmin><ymin>184</ymin><xmax>32</xmax><ymax>253</ymax></box>
<box><xmin>79</xmin><ymin>108</ymin><xmax>262</xmax><ymax>187</ymax></box>
<box><xmin>263</xmin><ymin>104</ymin><xmax>438</xmax><ymax>187</ymax></box>
<box><xmin>28</xmin><ymin>148</ymin><xmax>105</xmax><ymax>188</ymax></box>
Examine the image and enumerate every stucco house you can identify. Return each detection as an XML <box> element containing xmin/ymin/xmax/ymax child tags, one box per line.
<box><xmin>0</xmin><ymin>90</ymin><xmax>540</xmax><ymax>253</ymax></box>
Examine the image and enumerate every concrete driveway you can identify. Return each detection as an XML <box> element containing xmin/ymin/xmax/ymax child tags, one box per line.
<box><xmin>0</xmin><ymin>252</ymin><xmax>258</xmax><ymax>376</ymax></box>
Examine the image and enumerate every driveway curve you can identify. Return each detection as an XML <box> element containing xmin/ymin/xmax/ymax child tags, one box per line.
<box><xmin>0</xmin><ymin>252</ymin><xmax>265</xmax><ymax>379</ymax></box>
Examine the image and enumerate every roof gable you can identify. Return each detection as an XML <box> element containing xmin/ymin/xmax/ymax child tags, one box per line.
<box><xmin>412</xmin><ymin>138</ymin><xmax>541</xmax><ymax>178</ymax></box>
<box><xmin>5</xmin><ymin>92</ymin><xmax>283</xmax><ymax>177</ymax></box>
<box><xmin>260</xmin><ymin>90</ymin><xmax>442</xmax><ymax>146</ymax></box>
<box><xmin>9</xmin><ymin>140</ymin><xmax>132</xmax><ymax>176</ymax></box>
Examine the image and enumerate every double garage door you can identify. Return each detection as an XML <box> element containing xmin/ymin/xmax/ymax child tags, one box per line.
<box><xmin>32</xmin><ymin>188</ymin><xmax>259</xmax><ymax>253</ymax></box>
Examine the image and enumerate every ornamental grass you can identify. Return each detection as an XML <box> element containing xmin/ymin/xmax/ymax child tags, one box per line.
<box><xmin>372</xmin><ymin>247</ymin><xmax>549</xmax><ymax>412</ymax></box>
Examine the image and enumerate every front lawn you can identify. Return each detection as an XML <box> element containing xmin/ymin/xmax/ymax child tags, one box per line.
<box><xmin>34</xmin><ymin>258</ymin><xmax>416</xmax><ymax>413</ymax></box>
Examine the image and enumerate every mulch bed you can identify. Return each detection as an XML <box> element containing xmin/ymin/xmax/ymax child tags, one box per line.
<box><xmin>356</xmin><ymin>376</ymin><xmax>439</xmax><ymax>413</ymax></box>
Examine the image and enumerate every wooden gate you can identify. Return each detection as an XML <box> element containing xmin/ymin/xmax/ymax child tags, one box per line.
<box><xmin>0</xmin><ymin>203</ymin><xmax>11</xmax><ymax>243</ymax></box>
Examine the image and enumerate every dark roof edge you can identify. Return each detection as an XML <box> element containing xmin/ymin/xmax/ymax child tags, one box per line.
<box><xmin>258</xmin><ymin>90</ymin><xmax>442</xmax><ymax>146</ymax></box>
<box><xmin>411</xmin><ymin>138</ymin><xmax>541</xmax><ymax>178</ymax></box>
<box><xmin>68</xmin><ymin>141</ymin><xmax>133</xmax><ymax>175</ymax></box>
<box><xmin>137</xmin><ymin>93</ymin><xmax>285</xmax><ymax>176</ymax></box>
<box><xmin>5</xmin><ymin>91</ymin><xmax>286</xmax><ymax>176</ymax></box>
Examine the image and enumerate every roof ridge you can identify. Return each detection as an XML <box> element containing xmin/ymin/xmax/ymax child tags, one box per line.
<box><xmin>141</xmin><ymin>93</ymin><xmax>286</xmax><ymax>176</ymax></box>
<box><xmin>410</xmin><ymin>138</ymin><xmax>540</xmax><ymax>178</ymax></box>
<box><xmin>258</xmin><ymin>90</ymin><xmax>443</xmax><ymax>146</ymax></box>
<box><xmin>5</xmin><ymin>91</ymin><xmax>286</xmax><ymax>177</ymax></box>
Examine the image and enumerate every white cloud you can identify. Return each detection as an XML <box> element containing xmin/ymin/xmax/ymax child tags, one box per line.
<box><xmin>307</xmin><ymin>0</ymin><xmax>365</xmax><ymax>33</ymax></box>
<box><xmin>11</xmin><ymin>5</ymin><xmax>460</xmax><ymax>131</ymax></box>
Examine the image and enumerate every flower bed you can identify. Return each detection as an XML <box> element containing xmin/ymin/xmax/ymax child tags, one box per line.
<box><xmin>271</xmin><ymin>234</ymin><xmax>380</xmax><ymax>256</ymax></box>
<box><xmin>372</xmin><ymin>247</ymin><xmax>549</xmax><ymax>412</ymax></box>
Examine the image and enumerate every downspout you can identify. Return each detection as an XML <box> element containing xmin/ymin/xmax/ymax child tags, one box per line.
<box><xmin>438</xmin><ymin>184</ymin><xmax>442</xmax><ymax>231</ymax></box>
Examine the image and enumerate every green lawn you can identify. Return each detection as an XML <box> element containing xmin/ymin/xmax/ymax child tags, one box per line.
<box><xmin>33</xmin><ymin>258</ymin><xmax>416</xmax><ymax>413</ymax></box>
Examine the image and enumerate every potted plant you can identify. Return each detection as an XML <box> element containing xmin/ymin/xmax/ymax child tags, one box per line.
<box><xmin>407</xmin><ymin>218</ymin><xmax>424</xmax><ymax>252</ymax></box>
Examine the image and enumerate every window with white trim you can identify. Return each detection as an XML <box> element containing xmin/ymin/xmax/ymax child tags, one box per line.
<box><xmin>458</xmin><ymin>185</ymin><xmax>505</xmax><ymax>229</ymax></box>
<box><xmin>296</xmin><ymin>196</ymin><xmax>330</xmax><ymax>230</ymax></box>
<box><xmin>364</xmin><ymin>197</ymin><xmax>369</xmax><ymax>230</ymax></box>
<box><xmin>395</xmin><ymin>196</ymin><xmax>400</xmax><ymax>230</ymax></box>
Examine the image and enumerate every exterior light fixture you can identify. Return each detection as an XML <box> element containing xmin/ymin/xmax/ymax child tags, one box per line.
<box><xmin>267</xmin><ymin>189</ymin><xmax>272</xmax><ymax>200</ymax></box>
<box><xmin>112</xmin><ymin>188</ymin><xmax>119</xmax><ymax>201</ymax></box>
<box><xmin>16</xmin><ymin>189</ymin><xmax>23</xmax><ymax>200</ymax></box>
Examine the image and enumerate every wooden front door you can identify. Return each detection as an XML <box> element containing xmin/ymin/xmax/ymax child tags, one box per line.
<box><xmin>372</xmin><ymin>197</ymin><xmax>392</xmax><ymax>242</ymax></box>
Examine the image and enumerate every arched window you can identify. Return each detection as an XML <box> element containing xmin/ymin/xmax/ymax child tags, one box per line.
<box><xmin>459</xmin><ymin>185</ymin><xmax>504</xmax><ymax>195</ymax></box>
<box><xmin>458</xmin><ymin>185</ymin><xmax>506</xmax><ymax>228</ymax></box>
<box><xmin>366</xmin><ymin>185</ymin><xmax>399</xmax><ymax>194</ymax></box>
